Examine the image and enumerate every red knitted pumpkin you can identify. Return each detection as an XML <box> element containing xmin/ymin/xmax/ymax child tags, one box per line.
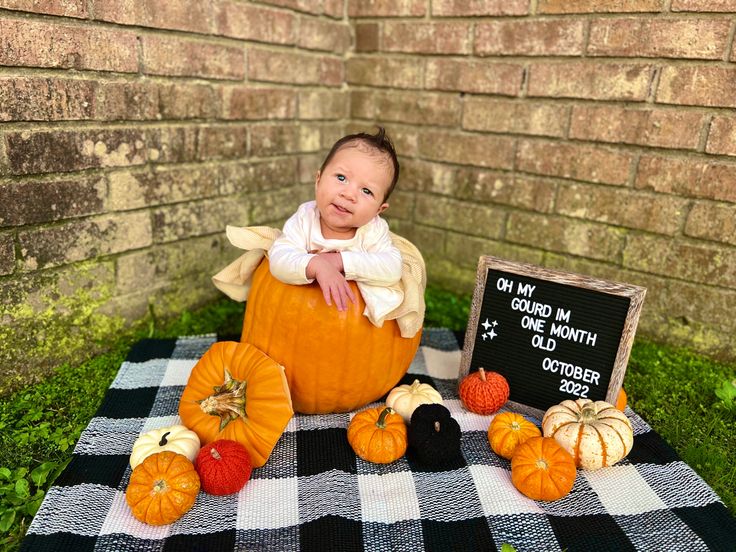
<box><xmin>459</xmin><ymin>368</ymin><xmax>509</xmax><ymax>415</ymax></box>
<box><xmin>195</xmin><ymin>439</ymin><xmax>252</xmax><ymax>496</ymax></box>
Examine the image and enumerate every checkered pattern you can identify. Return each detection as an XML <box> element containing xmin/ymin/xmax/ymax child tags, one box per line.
<box><xmin>21</xmin><ymin>329</ymin><xmax>736</xmax><ymax>552</ymax></box>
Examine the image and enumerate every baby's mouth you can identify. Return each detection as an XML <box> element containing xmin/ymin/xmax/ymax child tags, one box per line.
<box><xmin>333</xmin><ymin>203</ymin><xmax>351</xmax><ymax>214</ymax></box>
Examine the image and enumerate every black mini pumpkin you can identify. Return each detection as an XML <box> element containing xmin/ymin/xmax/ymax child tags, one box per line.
<box><xmin>408</xmin><ymin>404</ymin><xmax>462</xmax><ymax>465</ymax></box>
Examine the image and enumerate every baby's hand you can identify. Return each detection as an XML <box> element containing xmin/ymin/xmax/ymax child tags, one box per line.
<box><xmin>306</xmin><ymin>256</ymin><xmax>356</xmax><ymax>311</ymax></box>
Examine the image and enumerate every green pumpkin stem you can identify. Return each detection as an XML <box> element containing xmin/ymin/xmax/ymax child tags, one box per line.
<box><xmin>579</xmin><ymin>402</ymin><xmax>597</xmax><ymax>423</ymax></box>
<box><xmin>376</xmin><ymin>407</ymin><xmax>394</xmax><ymax>429</ymax></box>
<box><xmin>198</xmin><ymin>369</ymin><xmax>248</xmax><ymax>431</ymax></box>
<box><xmin>158</xmin><ymin>431</ymin><xmax>171</xmax><ymax>446</ymax></box>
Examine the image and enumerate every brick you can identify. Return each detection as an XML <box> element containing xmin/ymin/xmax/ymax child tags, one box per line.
<box><xmin>346</xmin><ymin>57</ymin><xmax>422</xmax><ymax>89</ymax></box>
<box><xmin>671</xmin><ymin>0</ymin><xmax>736</xmax><ymax>11</ymax></box>
<box><xmin>297</xmin><ymin>16</ymin><xmax>351</xmax><ymax>53</ymax></box>
<box><xmin>528</xmin><ymin>62</ymin><xmax>653</xmax><ymax>101</ymax></box>
<box><xmin>507</xmin><ymin>212</ymin><xmax>625</xmax><ymax>261</ymax></box>
<box><xmin>0</xmin><ymin>18</ymin><xmax>138</xmax><ymax>72</ymax></box>
<box><xmin>197</xmin><ymin>126</ymin><xmax>250</xmax><ymax>161</ymax></box>
<box><xmin>351</xmin><ymin>90</ymin><xmax>460</xmax><ymax>126</ymax></box>
<box><xmin>19</xmin><ymin>212</ymin><xmax>152</xmax><ymax>271</ymax></box>
<box><xmin>445</xmin><ymin>232</ymin><xmax>544</xmax><ymax>269</ymax></box>
<box><xmin>517</xmin><ymin>140</ymin><xmax>633</xmax><ymax>186</ymax></box>
<box><xmin>224</xmin><ymin>87</ymin><xmax>297</xmax><ymax>120</ymax></box>
<box><xmin>388</xmin><ymin>222</ymin><xmax>446</xmax><ymax>258</ymax></box>
<box><xmin>251</xmin><ymin>186</ymin><xmax>312</xmax><ymax>223</ymax></box>
<box><xmin>556</xmin><ymin>183</ymin><xmax>687</xmax><ymax>235</ymax></box>
<box><xmin>108</xmin><ymin>166</ymin><xmax>220</xmax><ymax>211</ymax></box>
<box><xmin>623</xmin><ymin>234</ymin><xmax>736</xmax><ymax>287</ymax></box>
<box><xmin>152</xmin><ymin>198</ymin><xmax>249</xmax><ymax>244</ymax></box>
<box><xmin>3</xmin><ymin>129</ymin><xmax>147</xmax><ymax>176</ymax></box>
<box><xmin>538</xmin><ymin>0</ymin><xmax>664</xmax><ymax>13</ymax></box>
<box><xmin>476</xmin><ymin>20</ymin><xmax>584</xmax><ymax>57</ymax></box>
<box><xmin>323</xmin><ymin>0</ymin><xmax>344</xmax><ymax>17</ymax></box>
<box><xmin>142</xmin><ymin>35</ymin><xmax>245</xmax><ymax>80</ymax></box>
<box><xmin>250</xmin><ymin>123</ymin><xmax>303</xmax><ymax>156</ymax></box>
<box><xmin>685</xmin><ymin>203</ymin><xmax>736</xmax><ymax>246</ymax></box>
<box><xmin>0</xmin><ymin>233</ymin><xmax>14</xmax><ymax>275</ymax></box>
<box><xmin>0</xmin><ymin>0</ymin><xmax>87</xmax><ymax>17</ymax></box>
<box><xmin>299</xmin><ymin>153</ymin><xmax>324</xmax><ymax>183</ymax></box>
<box><xmin>569</xmin><ymin>106</ymin><xmax>704</xmax><ymax>149</ymax></box>
<box><xmin>220</xmin><ymin>157</ymin><xmax>299</xmax><ymax>194</ymax></box>
<box><xmin>94</xmin><ymin>0</ymin><xmax>213</xmax><ymax>34</ymax></box>
<box><xmin>147</xmin><ymin>127</ymin><xmax>199</xmax><ymax>164</ymax></box>
<box><xmin>0</xmin><ymin>77</ymin><xmax>95</xmax><ymax>122</ymax></box>
<box><xmin>249</xmin><ymin>49</ymin><xmax>343</xmax><ymax>86</ymax></box>
<box><xmin>299</xmin><ymin>90</ymin><xmax>348</xmax><ymax>120</ymax></box>
<box><xmin>432</xmin><ymin>0</ymin><xmax>529</xmax><ymax>16</ymax></box>
<box><xmin>348</xmin><ymin>0</ymin><xmax>426</xmax><ymax>17</ymax></box>
<box><xmin>426</xmin><ymin>59</ymin><xmax>523</xmax><ymax>96</ymax></box>
<box><xmin>383</xmin><ymin>22</ymin><xmax>472</xmax><ymax>55</ymax></box>
<box><xmin>0</xmin><ymin>177</ymin><xmax>105</xmax><ymax>226</ymax></box>
<box><xmin>385</xmin><ymin>190</ymin><xmax>414</xmax><ymax>220</ymax></box>
<box><xmin>636</xmin><ymin>156</ymin><xmax>736</xmax><ymax>202</ymax></box>
<box><xmin>419</xmin><ymin>130</ymin><xmax>515</xmax><ymax>170</ymax></box>
<box><xmin>657</xmin><ymin>66</ymin><xmax>736</xmax><ymax>108</ymax></box>
<box><xmin>355</xmin><ymin>23</ymin><xmax>379</xmax><ymax>52</ymax></box>
<box><xmin>588</xmin><ymin>18</ymin><xmax>730</xmax><ymax>59</ymax></box>
<box><xmin>706</xmin><ymin>115</ymin><xmax>736</xmax><ymax>156</ymax></box>
<box><xmin>415</xmin><ymin>195</ymin><xmax>505</xmax><ymax>238</ymax></box>
<box><xmin>216</xmin><ymin>2</ymin><xmax>295</xmax><ymax>44</ymax></box>
<box><xmin>463</xmin><ymin>98</ymin><xmax>568</xmax><ymax>137</ymax></box>
<box><xmin>157</xmin><ymin>83</ymin><xmax>222</xmax><ymax>120</ymax></box>
<box><xmin>255</xmin><ymin>0</ymin><xmax>324</xmax><ymax>15</ymax></box>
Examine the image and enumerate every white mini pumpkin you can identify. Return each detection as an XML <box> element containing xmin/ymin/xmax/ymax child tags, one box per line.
<box><xmin>542</xmin><ymin>399</ymin><xmax>633</xmax><ymax>470</ymax></box>
<box><xmin>385</xmin><ymin>379</ymin><xmax>443</xmax><ymax>423</ymax></box>
<box><xmin>130</xmin><ymin>424</ymin><xmax>201</xmax><ymax>469</ymax></box>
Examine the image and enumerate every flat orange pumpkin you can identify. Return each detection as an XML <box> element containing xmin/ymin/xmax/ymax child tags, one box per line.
<box><xmin>511</xmin><ymin>436</ymin><xmax>576</xmax><ymax>502</ymax></box>
<box><xmin>178</xmin><ymin>341</ymin><xmax>293</xmax><ymax>468</ymax></box>
<box><xmin>241</xmin><ymin>258</ymin><xmax>421</xmax><ymax>414</ymax></box>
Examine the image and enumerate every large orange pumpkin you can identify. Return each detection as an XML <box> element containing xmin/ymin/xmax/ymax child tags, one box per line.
<box><xmin>241</xmin><ymin>258</ymin><xmax>422</xmax><ymax>414</ymax></box>
<box><xmin>178</xmin><ymin>341</ymin><xmax>294</xmax><ymax>468</ymax></box>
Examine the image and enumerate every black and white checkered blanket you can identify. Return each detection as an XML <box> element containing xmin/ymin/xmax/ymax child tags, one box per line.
<box><xmin>21</xmin><ymin>329</ymin><xmax>736</xmax><ymax>552</ymax></box>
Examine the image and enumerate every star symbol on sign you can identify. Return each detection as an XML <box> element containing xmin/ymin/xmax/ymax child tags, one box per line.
<box><xmin>488</xmin><ymin>329</ymin><xmax>497</xmax><ymax>340</ymax></box>
<box><xmin>481</xmin><ymin>318</ymin><xmax>491</xmax><ymax>331</ymax></box>
<box><xmin>481</xmin><ymin>333</ymin><xmax>488</xmax><ymax>341</ymax></box>
<box><xmin>492</xmin><ymin>320</ymin><xmax>498</xmax><ymax>327</ymax></box>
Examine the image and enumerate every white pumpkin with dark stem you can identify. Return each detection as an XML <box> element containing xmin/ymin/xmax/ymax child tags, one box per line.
<box><xmin>130</xmin><ymin>425</ymin><xmax>201</xmax><ymax>469</ymax></box>
<box><xmin>386</xmin><ymin>379</ymin><xmax>443</xmax><ymax>423</ymax></box>
<box><xmin>542</xmin><ymin>399</ymin><xmax>633</xmax><ymax>470</ymax></box>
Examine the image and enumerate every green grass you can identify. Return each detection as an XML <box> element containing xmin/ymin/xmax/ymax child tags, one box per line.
<box><xmin>1</xmin><ymin>288</ymin><xmax>735</xmax><ymax>551</ymax></box>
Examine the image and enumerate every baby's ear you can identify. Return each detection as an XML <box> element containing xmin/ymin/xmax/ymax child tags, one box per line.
<box><xmin>378</xmin><ymin>202</ymin><xmax>389</xmax><ymax>215</ymax></box>
<box><xmin>314</xmin><ymin>170</ymin><xmax>321</xmax><ymax>189</ymax></box>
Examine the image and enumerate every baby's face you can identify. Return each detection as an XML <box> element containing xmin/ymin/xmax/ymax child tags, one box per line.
<box><xmin>315</xmin><ymin>145</ymin><xmax>392</xmax><ymax>240</ymax></box>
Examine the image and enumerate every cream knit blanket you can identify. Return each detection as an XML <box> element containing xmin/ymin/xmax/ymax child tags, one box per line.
<box><xmin>212</xmin><ymin>226</ymin><xmax>426</xmax><ymax>338</ymax></box>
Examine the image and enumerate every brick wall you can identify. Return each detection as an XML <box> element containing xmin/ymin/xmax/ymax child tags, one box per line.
<box><xmin>1</xmin><ymin>1</ymin><xmax>735</xmax><ymax>391</ymax></box>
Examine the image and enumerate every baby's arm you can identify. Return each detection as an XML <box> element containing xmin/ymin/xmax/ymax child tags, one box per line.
<box><xmin>306</xmin><ymin>253</ymin><xmax>356</xmax><ymax>311</ymax></box>
<box><xmin>340</xmin><ymin>223</ymin><xmax>402</xmax><ymax>286</ymax></box>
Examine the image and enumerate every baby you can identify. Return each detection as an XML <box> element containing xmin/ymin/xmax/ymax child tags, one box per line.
<box><xmin>268</xmin><ymin>127</ymin><xmax>403</xmax><ymax>317</ymax></box>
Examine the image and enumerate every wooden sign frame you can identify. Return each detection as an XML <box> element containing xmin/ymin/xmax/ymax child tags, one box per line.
<box><xmin>459</xmin><ymin>256</ymin><xmax>646</xmax><ymax>418</ymax></box>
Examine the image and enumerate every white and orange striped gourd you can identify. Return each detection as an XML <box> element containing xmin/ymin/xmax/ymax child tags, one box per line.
<box><xmin>542</xmin><ymin>399</ymin><xmax>633</xmax><ymax>470</ymax></box>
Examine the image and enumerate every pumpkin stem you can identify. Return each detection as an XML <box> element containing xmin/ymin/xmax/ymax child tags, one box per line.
<box><xmin>579</xmin><ymin>402</ymin><xmax>598</xmax><ymax>423</ymax></box>
<box><xmin>158</xmin><ymin>431</ymin><xmax>171</xmax><ymax>447</ymax></box>
<box><xmin>210</xmin><ymin>447</ymin><xmax>222</xmax><ymax>461</ymax></box>
<box><xmin>478</xmin><ymin>367</ymin><xmax>487</xmax><ymax>381</ymax></box>
<box><xmin>434</xmin><ymin>421</ymin><xmax>441</xmax><ymax>433</ymax></box>
<box><xmin>376</xmin><ymin>407</ymin><xmax>394</xmax><ymax>429</ymax></box>
<box><xmin>410</xmin><ymin>379</ymin><xmax>422</xmax><ymax>390</ymax></box>
<box><xmin>197</xmin><ymin>368</ymin><xmax>248</xmax><ymax>431</ymax></box>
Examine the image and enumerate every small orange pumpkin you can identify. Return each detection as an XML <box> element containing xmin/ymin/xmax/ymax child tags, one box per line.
<box><xmin>347</xmin><ymin>406</ymin><xmax>407</xmax><ymax>464</ymax></box>
<box><xmin>125</xmin><ymin>451</ymin><xmax>200</xmax><ymax>525</ymax></box>
<box><xmin>242</xmin><ymin>259</ymin><xmax>422</xmax><ymax>414</ymax></box>
<box><xmin>459</xmin><ymin>368</ymin><xmax>509</xmax><ymax>415</ymax></box>
<box><xmin>488</xmin><ymin>412</ymin><xmax>541</xmax><ymax>460</ymax></box>
<box><xmin>178</xmin><ymin>341</ymin><xmax>294</xmax><ymax>468</ymax></box>
<box><xmin>511</xmin><ymin>436</ymin><xmax>576</xmax><ymax>502</ymax></box>
<box><xmin>615</xmin><ymin>388</ymin><xmax>627</xmax><ymax>411</ymax></box>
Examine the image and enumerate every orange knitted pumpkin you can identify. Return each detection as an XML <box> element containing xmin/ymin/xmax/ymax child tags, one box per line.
<box><xmin>488</xmin><ymin>412</ymin><xmax>541</xmax><ymax>460</ymax></box>
<box><xmin>511</xmin><ymin>436</ymin><xmax>576</xmax><ymax>502</ymax></box>
<box><xmin>125</xmin><ymin>451</ymin><xmax>200</xmax><ymax>525</ymax></box>
<box><xmin>196</xmin><ymin>439</ymin><xmax>252</xmax><ymax>496</ymax></box>
<box><xmin>242</xmin><ymin>258</ymin><xmax>422</xmax><ymax>414</ymax></box>
<box><xmin>178</xmin><ymin>341</ymin><xmax>294</xmax><ymax>468</ymax></box>
<box><xmin>459</xmin><ymin>368</ymin><xmax>509</xmax><ymax>415</ymax></box>
<box><xmin>347</xmin><ymin>407</ymin><xmax>407</xmax><ymax>464</ymax></box>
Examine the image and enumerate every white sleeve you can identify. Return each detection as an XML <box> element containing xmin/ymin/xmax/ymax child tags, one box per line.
<box><xmin>268</xmin><ymin>209</ymin><xmax>316</xmax><ymax>285</ymax></box>
<box><xmin>341</xmin><ymin>220</ymin><xmax>402</xmax><ymax>286</ymax></box>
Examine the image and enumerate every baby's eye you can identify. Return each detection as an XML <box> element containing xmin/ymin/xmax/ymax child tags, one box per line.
<box><xmin>337</xmin><ymin>174</ymin><xmax>346</xmax><ymax>182</ymax></box>
<box><xmin>361</xmin><ymin>188</ymin><xmax>373</xmax><ymax>196</ymax></box>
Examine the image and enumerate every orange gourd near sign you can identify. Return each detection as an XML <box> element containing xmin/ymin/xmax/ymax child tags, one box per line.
<box><xmin>241</xmin><ymin>259</ymin><xmax>422</xmax><ymax>414</ymax></box>
<box><xmin>178</xmin><ymin>341</ymin><xmax>294</xmax><ymax>468</ymax></box>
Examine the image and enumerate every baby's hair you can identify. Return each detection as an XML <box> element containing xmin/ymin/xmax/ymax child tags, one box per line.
<box><xmin>319</xmin><ymin>127</ymin><xmax>400</xmax><ymax>202</ymax></box>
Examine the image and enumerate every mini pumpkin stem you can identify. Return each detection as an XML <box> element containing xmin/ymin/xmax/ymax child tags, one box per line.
<box><xmin>210</xmin><ymin>447</ymin><xmax>222</xmax><ymax>461</ymax></box>
<box><xmin>434</xmin><ymin>421</ymin><xmax>441</xmax><ymax>432</ymax></box>
<box><xmin>478</xmin><ymin>367</ymin><xmax>487</xmax><ymax>381</ymax></box>
<box><xmin>376</xmin><ymin>407</ymin><xmax>394</xmax><ymax>429</ymax></box>
<box><xmin>158</xmin><ymin>431</ymin><xmax>171</xmax><ymax>446</ymax></box>
<box><xmin>198</xmin><ymin>369</ymin><xmax>248</xmax><ymax>431</ymax></box>
<box><xmin>410</xmin><ymin>379</ymin><xmax>422</xmax><ymax>390</ymax></box>
<box><xmin>579</xmin><ymin>402</ymin><xmax>598</xmax><ymax>423</ymax></box>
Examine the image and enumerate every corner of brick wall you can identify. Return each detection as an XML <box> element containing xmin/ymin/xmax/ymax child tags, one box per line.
<box><xmin>2</xmin><ymin>0</ymin><xmax>736</xmax><ymax>392</ymax></box>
